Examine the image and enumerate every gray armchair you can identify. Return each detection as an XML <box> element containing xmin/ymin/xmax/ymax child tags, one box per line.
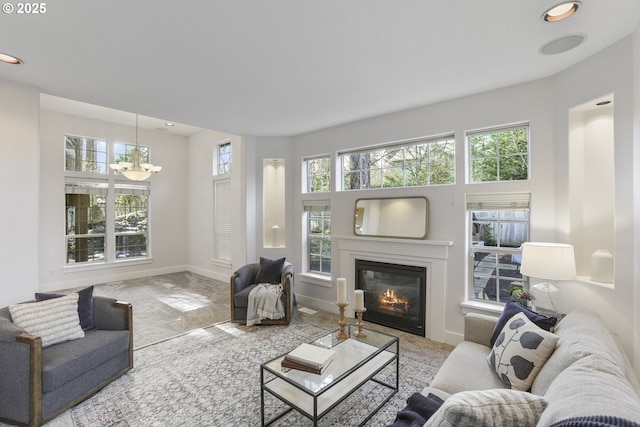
<box><xmin>230</xmin><ymin>261</ymin><xmax>295</xmax><ymax>325</ymax></box>
<box><xmin>0</xmin><ymin>296</ymin><xmax>133</xmax><ymax>427</ymax></box>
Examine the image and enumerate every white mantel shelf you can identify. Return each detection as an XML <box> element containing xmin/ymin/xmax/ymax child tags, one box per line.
<box><xmin>334</xmin><ymin>235</ymin><xmax>453</xmax><ymax>247</ymax></box>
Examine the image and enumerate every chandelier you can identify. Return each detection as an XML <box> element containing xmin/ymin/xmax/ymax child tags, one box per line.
<box><xmin>109</xmin><ymin>114</ymin><xmax>162</xmax><ymax>181</ymax></box>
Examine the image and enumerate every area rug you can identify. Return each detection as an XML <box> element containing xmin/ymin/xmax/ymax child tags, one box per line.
<box><xmin>63</xmin><ymin>321</ymin><xmax>450</xmax><ymax>427</ymax></box>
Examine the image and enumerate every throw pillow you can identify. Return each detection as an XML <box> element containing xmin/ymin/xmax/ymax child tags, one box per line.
<box><xmin>487</xmin><ymin>312</ymin><xmax>559</xmax><ymax>391</ymax></box>
<box><xmin>36</xmin><ymin>285</ymin><xmax>95</xmax><ymax>331</ymax></box>
<box><xmin>255</xmin><ymin>257</ymin><xmax>286</xmax><ymax>284</ymax></box>
<box><xmin>424</xmin><ymin>389</ymin><xmax>549</xmax><ymax>427</ymax></box>
<box><xmin>489</xmin><ymin>298</ymin><xmax>557</xmax><ymax>347</ymax></box>
<box><xmin>9</xmin><ymin>293</ymin><xmax>85</xmax><ymax>347</ymax></box>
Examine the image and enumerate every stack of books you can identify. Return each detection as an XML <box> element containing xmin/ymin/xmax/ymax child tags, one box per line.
<box><xmin>281</xmin><ymin>343</ymin><xmax>335</xmax><ymax>375</ymax></box>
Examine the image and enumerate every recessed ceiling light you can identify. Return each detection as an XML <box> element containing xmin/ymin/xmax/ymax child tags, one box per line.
<box><xmin>165</xmin><ymin>122</ymin><xmax>175</xmax><ymax>127</ymax></box>
<box><xmin>0</xmin><ymin>52</ymin><xmax>22</xmax><ymax>64</ymax></box>
<box><xmin>543</xmin><ymin>1</ymin><xmax>581</xmax><ymax>22</ymax></box>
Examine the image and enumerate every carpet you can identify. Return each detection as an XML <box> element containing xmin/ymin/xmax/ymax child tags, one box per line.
<box><xmin>82</xmin><ymin>271</ymin><xmax>231</xmax><ymax>349</ymax></box>
<box><xmin>57</xmin><ymin>320</ymin><xmax>450</xmax><ymax>427</ymax></box>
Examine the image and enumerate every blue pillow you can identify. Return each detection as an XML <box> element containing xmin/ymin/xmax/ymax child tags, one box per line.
<box><xmin>36</xmin><ymin>286</ymin><xmax>95</xmax><ymax>331</ymax></box>
<box><xmin>489</xmin><ymin>299</ymin><xmax>557</xmax><ymax>347</ymax></box>
<box><xmin>255</xmin><ymin>257</ymin><xmax>286</xmax><ymax>284</ymax></box>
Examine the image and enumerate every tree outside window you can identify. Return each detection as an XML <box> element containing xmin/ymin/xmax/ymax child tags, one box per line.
<box><xmin>305</xmin><ymin>156</ymin><xmax>330</xmax><ymax>192</ymax></box>
<box><xmin>341</xmin><ymin>136</ymin><xmax>455</xmax><ymax>190</ymax></box>
<box><xmin>469</xmin><ymin>125</ymin><xmax>529</xmax><ymax>183</ymax></box>
<box><xmin>64</xmin><ymin>134</ymin><xmax>152</xmax><ymax>265</ymax></box>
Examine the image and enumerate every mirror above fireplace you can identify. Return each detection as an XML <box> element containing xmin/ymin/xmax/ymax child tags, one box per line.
<box><xmin>354</xmin><ymin>196</ymin><xmax>429</xmax><ymax>239</ymax></box>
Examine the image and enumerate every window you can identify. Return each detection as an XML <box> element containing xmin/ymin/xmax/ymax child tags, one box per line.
<box><xmin>113</xmin><ymin>142</ymin><xmax>150</xmax><ymax>168</ymax></box>
<box><xmin>468</xmin><ymin>193</ymin><xmax>530</xmax><ymax>303</ymax></box>
<box><xmin>65</xmin><ymin>136</ymin><xmax>108</xmax><ymax>174</ymax></box>
<box><xmin>64</xmin><ymin>134</ymin><xmax>153</xmax><ymax>266</ymax></box>
<box><xmin>304</xmin><ymin>202</ymin><xmax>331</xmax><ymax>274</ymax></box>
<box><xmin>304</xmin><ymin>156</ymin><xmax>331</xmax><ymax>193</ymax></box>
<box><xmin>213</xmin><ymin>179</ymin><xmax>231</xmax><ymax>262</ymax></box>
<box><xmin>340</xmin><ymin>135</ymin><xmax>455</xmax><ymax>190</ymax></box>
<box><xmin>211</xmin><ymin>140</ymin><xmax>232</xmax><ymax>264</ymax></box>
<box><xmin>114</xmin><ymin>184</ymin><xmax>149</xmax><ymax>259</ymax></box>
<box><xmin>65</xmin><ymin>182</ymin><xmax>107</xmax><ymax>263</ymax></box>
<box><xmin>468</xmin><ymin>124</ymin><xmax>529</xmax><ymax>183</ymax></box>
<box><xmin>215</xmin><ymin>141</ymin><xmax>232</xmax><ymax>175</ymax></box>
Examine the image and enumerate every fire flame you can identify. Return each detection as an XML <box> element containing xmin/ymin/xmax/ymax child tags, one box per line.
<box><xmin>379</xmin><ymin>288</ymin><xmax>409</xmax><ymax>313</ymax></box>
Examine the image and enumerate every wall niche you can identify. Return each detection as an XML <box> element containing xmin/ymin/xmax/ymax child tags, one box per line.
<box><xmin>263</xmin><ymin>158</ymin><xmax>285</xmax><ymax>247</ymax></box>
<box><xmin>568</xmin><ymin>95</ymin><xmax>615</xmax><ymax>286</ymax></box>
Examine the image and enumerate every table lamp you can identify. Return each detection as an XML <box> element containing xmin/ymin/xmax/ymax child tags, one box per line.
<box><xmin>520</xmin><ymin>242</ymin><xmax>576</xmax><ymax>316</ymax></box>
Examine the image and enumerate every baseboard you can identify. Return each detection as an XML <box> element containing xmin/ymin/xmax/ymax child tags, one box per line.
<box><xmin>295</xmin><ymin>294</ymin><xmax>341</xmax><ymax>315</ymax></box>
<box><xmin>185</xmin><ymin>265</ymin><xmax>229</xmax><ymax>282</ymax></box>
<box><xmin>444</xmin><ymin>330</ymin><xmax>464</xmax><ymax>347</ymax></box>
<box><xmin>39</xmin><ymin>265</ymin><xmax>190</xmax><ymax>292</ymax></box>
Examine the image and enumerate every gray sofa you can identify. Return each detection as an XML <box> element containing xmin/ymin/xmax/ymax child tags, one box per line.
<box><xmin>0</xmin><ymin>296</ymin><xmax>133</xmax><ymax>427</ymax></box>
<box><xmin>423</xmin><ymin>308</ymin><xmax>640</xmax><ymax>426</ymax></box>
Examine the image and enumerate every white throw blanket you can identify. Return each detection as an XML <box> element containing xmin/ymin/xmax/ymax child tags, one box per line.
<box><xmin>246</xmin><ymin>283</ymin><xmax>285</xmax><ymax>326</ymax></box>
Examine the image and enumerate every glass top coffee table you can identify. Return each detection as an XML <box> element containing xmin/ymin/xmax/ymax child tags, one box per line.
<box><xmin>260</xmin><ymin>324</ymin><xmax>399</xmax><ymax>426</ymax></box>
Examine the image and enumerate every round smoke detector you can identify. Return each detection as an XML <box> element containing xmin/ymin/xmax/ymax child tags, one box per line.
<box><xmin>539</xmin><ymin>33</ymin><xmax>586</xmax><ymax>55</ymax></box>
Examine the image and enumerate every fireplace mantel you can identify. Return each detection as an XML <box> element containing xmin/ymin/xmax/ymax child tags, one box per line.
<box><xmin>335</xmin><ymin>234</ymin><xmax>452</xmax><ymax>343</ymax></box>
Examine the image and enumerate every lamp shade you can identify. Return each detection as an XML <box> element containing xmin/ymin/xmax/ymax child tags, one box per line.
<box><xmin>520</xmin><ymin>242</ymin><xmax>576</xmax><ymax>281</ymax></box>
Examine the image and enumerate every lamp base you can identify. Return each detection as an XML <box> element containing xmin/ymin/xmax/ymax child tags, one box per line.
<box><xmin>530</xmin><ymin>282</ymin><xmax>562</xmax><ymax>316</ymax></box>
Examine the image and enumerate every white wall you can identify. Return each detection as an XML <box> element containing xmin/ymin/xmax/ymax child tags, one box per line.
<box><xmin>553</xmin><ymin>36</ymin><xmax>637</xmax><ymax>365</ymax></box>
<box><xmin>249</xmin><ymin>136</ymin><xmax>296</xmax><ymax>263</ymax></box>
<box><xmin>38</xmin><ymin>110</ymin><xmax>190</xmax><ymax>291</ymax></box>
<box><xmin>244</xmin><ymin>35</ymin><xmax>639</xmax><ymax>370</ymax></box>
<box><xmin>261</xmin><ymin>78</ymin><xmax>556</xmax><ymax>339</ymax></box>
<box><xmin>632</xmin><ymin>26</ymin><xmax>640</xmax><ymax>375</ymax></box>
<box><xmin>0</xmin><ymin>80</ymin><xmax>40</xmax><ymax>306</ymax></box>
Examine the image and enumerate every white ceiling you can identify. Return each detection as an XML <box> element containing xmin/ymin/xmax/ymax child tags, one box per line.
<box><xmin>1</xmin><ymin>1</ymin><xmax>639</xmax><ymax>136</ymax></box>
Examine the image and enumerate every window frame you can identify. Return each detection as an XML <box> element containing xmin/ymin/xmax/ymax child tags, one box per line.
<box><xmin>63</xmin><ymin>134</ymin><xmax>154</xmax><ymax>270</ymax></box>
<box><xmin>303</xmin><ymin>155</ymin><xmax>331</xmax><ymax>193</ymax></box>
<box><xmin>467</xmin><ymin>123</ymin><xmax>530</xmax><ymax>183</ymax></box>
<box><xmin>303</xmin><ymin>201</ymin><xmax>331</xmax><ymax>276</ymax></box>
<box><xmin>467</xmin><ymin>193</ymin><xmax>530</xmax><ymax>305</ymax></box>
<box><xmin>214</xmin><ymin>139</ymin><xmax>232</xmax><ymax>176</ymax></box>
<box><xmin>338</xmin><ymin>134</ymin><xmax>456</xmax><ymax>191</ymax></box>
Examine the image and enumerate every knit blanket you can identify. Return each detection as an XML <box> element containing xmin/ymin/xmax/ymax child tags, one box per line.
<box><xmin>550</xmin><ymin>416</ymin><xmax>640</xmax><ymax>427</ymax></box>
<box><xmin>246</xmin><ymin>283</ymin><xmax>284</xmax><ymax>326</ymax></box>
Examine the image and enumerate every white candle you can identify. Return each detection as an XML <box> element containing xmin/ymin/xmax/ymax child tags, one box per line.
<box><xmin>354</xmin><ymin>289</ymin><xmax>365</xmax><ymax>310</ymax></box>
<box><xmin>337</xmin><ymin>278</ymin><xmax>347</xmax><ymax>304</ymax></box>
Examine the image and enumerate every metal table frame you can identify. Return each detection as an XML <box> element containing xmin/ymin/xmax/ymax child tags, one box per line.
<box><xmin>260</xmin><ymin>324</ymin><xmax>399</xmax><ymax>426</ymax></box>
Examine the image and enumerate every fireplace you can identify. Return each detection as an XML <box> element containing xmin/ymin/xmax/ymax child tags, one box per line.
<box><xmin>355</xmin><ymin>259</ymin><xmax>426</xmax><ymax>336</ymax></box>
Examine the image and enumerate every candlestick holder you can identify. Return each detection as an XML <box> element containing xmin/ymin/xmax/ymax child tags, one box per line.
<box><xmin>336</xmin><ymin>302</ymin><xmax>349</xmax><ymax>340</ymax></box>
<box><xmin>354</xmin><ymin>308</ymin><xmax>367</xmax><ymax>338</ymax></box>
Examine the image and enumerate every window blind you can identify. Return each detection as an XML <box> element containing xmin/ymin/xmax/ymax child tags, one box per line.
<box><xmin>214</xmin><ymin>179</ymin><xmax>231</xmax><ymax>261</ymax></box>
<box><xmin>303</xmin><ymin>200</ymin><xmax>330</xmax><ymax>212</ymax></box>
<box><xmin>466</xmin><ymin>192</ymin><xmax>530</xmax><ymax>210</ymax></box>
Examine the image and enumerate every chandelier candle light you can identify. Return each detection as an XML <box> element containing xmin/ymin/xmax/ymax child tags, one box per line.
<box><xmin>109</xmin><ymin>114</ymin><xmax>162</xmax><ymax>181</ymax></box>
<box><xmin>336</xmin><ymin>278</ymin><xmax>348</xmax><ymax>339</ymax></box>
